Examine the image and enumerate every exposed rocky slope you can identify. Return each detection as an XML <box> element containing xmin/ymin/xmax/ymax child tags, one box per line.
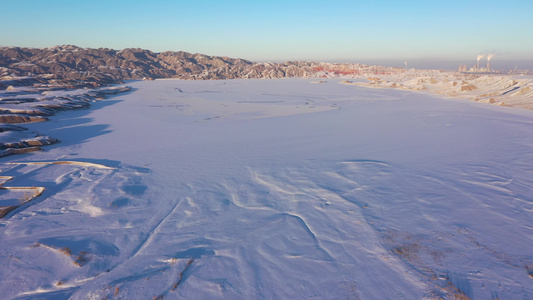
<box><xmin>0</xmin><ymin>45</ymin><xmax>403</xmax><ymax>86</ymax></box>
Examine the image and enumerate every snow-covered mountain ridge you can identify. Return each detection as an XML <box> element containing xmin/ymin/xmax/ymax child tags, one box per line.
<box><xmin>0</xmin><ymin>45</ymin><xmax>402</xmax><ymax>85</ymax></box>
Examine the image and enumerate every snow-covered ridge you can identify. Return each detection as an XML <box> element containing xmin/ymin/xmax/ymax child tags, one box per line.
<box><xmin>0</xmin><ymin>45</ymin><xmax>404</xmax><ymax>83</ymax></box>
<box><xmin>344</xmin><ymin>73</ymin><xmax>533</xmax><ymax>110</ymax></box>
<box><xmin>0</xmin><ymin>82</ymin><xmax>131</xmax><ymax>158</ymax></box>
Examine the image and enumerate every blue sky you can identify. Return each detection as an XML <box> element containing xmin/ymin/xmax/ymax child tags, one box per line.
<box><xmin>2</xmin><ymin>0</ymin><xmax>532</xmax><ymax>63</ymax></box>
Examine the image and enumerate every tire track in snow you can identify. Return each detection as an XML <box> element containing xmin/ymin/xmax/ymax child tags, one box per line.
<box><xmin>129</xmin><ymin>195</ymin><xmax>184</xmax><ymax>257</ymax></box>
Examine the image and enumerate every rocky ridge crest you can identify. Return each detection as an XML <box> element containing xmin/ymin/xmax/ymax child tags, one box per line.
<box><xmin>0</xmin><ymin>45</ymin><xmax>403</xmax><ymax>87</ymax></box>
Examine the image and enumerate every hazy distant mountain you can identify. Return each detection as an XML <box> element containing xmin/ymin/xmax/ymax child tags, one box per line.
<box><xmin>0</xmin><ymin>45</ymin><xmax>402</xmax><ymax>87</ymax></box>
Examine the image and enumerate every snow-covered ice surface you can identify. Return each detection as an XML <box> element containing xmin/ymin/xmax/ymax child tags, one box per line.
<box><xmin>1</xmin><ymin>78</ymin><xmax>533</xmax><ymax>299</ymax></box>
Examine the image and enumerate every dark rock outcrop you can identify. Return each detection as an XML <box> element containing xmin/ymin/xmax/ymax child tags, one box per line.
<box><xmin>0</xmin><ymin>114</ymin><xmax>48</xmax><ymax>124</ymax></box>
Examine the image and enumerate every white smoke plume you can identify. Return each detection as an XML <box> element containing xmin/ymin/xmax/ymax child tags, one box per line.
<box><xmin>477</xmin><ymin>54</ymin><xmax>485</xmax><ymax>62</ymax></box>
<box><xmin>487</xmin><ymin>54</ymin><xmax>495</xmax><ymax>61</ymax></box>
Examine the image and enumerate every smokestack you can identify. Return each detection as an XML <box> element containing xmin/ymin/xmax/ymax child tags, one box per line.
<box><xmin>476</xmin><ymin>54</ymin><xmax>484</xmax><ymax>71</ymax></box>
<box><xmin>487</xmin><ymin>54</ymin><xmax>495</xmax><ymax>72</ymax></box>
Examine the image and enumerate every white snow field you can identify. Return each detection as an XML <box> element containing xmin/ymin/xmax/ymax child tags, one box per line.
<box><xmin>1</xmin><ymin>78</ymin><xmax>533</xmax><ymax>299</ymax></box>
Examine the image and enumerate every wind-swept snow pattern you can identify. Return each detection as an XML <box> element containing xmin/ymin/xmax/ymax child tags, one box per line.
<box><xmin>1</xmin><ymin>79</ymin><xmax>533</xmax><ymax>299</ymax></box>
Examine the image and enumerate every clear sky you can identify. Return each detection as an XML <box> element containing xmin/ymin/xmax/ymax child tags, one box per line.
<box><xmin>2</xmin><ymin>0</ymin><xmax>532</xmax><ymax>63</ymax></box>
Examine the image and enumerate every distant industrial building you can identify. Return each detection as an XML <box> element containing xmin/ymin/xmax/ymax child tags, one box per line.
<box><xmin>459</xmin><ymin>54</ymin><xmax>495</xmax><ymax>73</ymax></box>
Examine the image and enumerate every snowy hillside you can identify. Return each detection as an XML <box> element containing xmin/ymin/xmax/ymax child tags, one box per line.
<box><xmin>349</xmin><ymin>73</ymin><xmax>533</xmax><ymax>110</ymax></box>
<box><xmin>0</xmin><ymin>46</ymin><xmax>403</xmax><ymax>83</ymax></box>
<box><xmin>1</xmin><ymin>79</ymin><xmax>532</xmax><ymax>299</ymax></box>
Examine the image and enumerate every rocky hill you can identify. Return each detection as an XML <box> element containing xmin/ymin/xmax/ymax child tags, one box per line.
<box><xmin>0</xmin><ymin>45</ymin><xmax>403</xmax><ymax>87</ymax></box>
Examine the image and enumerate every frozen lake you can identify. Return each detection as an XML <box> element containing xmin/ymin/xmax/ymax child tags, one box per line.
<box><xmin>1</xmin><ymin>79</ymin><xmax>533</xmax><ymax>299</ymax></box>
